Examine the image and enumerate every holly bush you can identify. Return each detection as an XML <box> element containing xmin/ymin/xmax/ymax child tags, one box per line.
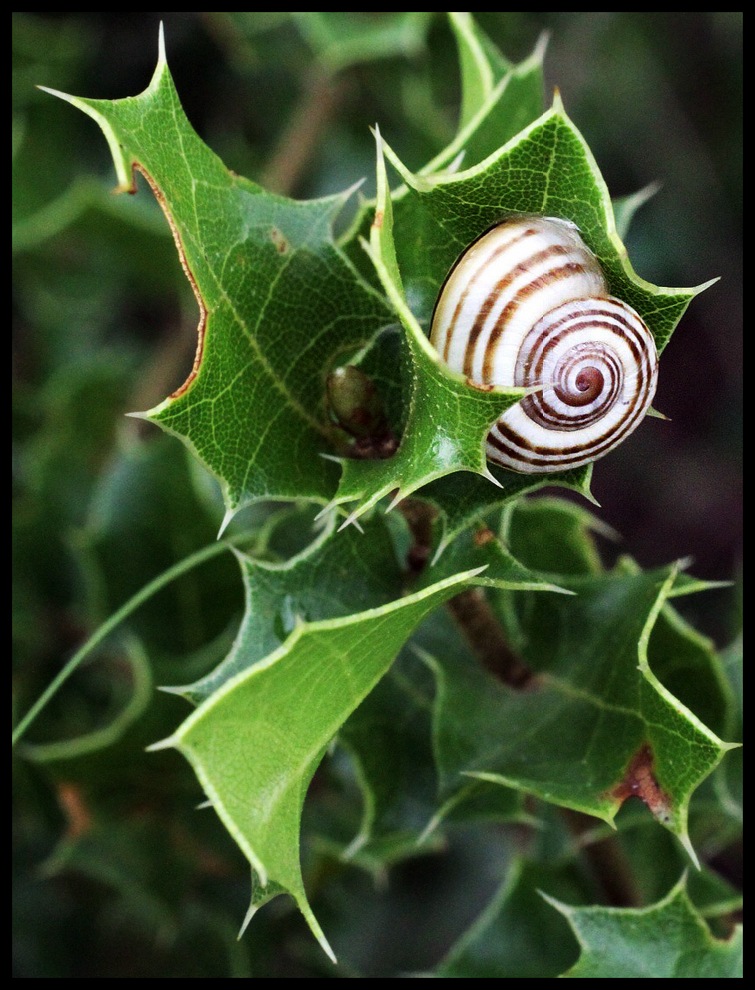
<box><xmin>13</xmin><ymin>12</ymin><xmax>741</xmax><ymax>978</ymax></box>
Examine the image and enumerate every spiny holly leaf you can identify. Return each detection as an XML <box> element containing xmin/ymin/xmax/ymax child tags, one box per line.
<box><xmin>415</xmin><ymin>514</ymin><xmax>570</xmax><ymax>594</ymax></box>
<box><xmin>616</xmin><ymin>811</ymin><xmax>742</xmax><ymax>918</ymax></box>
<box><xmin>435</xmin><ymin>13</ymin><xmax>546</xmax><ymax>173</ymax></box>
<box><xmin>503</xmin><ymin>500</ymin><xmax>735</xmax><ymax>740</ymax></box>
<box><xmin>326</xmin><ymin>129</ymin><xmax>535</xmax><ymax>526</ymax></box>
<box><xmin>331</xmin><ymin>652</ymin><xmax>443</xmax><ymax>864</ymax></box>
<box><xmin>384</xmin><ymin>93</ymin><xmax>710</xmax><ymax>344</ymax></box>
<box><xmin>166</xmin><ymin>509</ymin><xmax>559</xmax><ymax>883</ymax></box>
<box><xmin>450</xmin><ymin>10</ymin><xmax>516</xmax><ymax>132</ymax></box>
<box><xmin>712</xmin><ymin>636</ymin><xmax>743</xmax><ymax>825</ymax></box>
<box><xmin>339</xmin><ymin>15</ymin><xmax>546</xmax><ymax>288</ymax></box>
<box><xmin>334</xmin><ymin>520</ymin><xmax>564</xmax><ymax>857</ymax></box>
<box><xmin>177</xmin><ymin>511</ymin><xmax>405</xmax><ymax>704</ymax></box>
<box><xmin>329</xmin><ymin>90</ymin><xmax>713</xmax><ymax>526</ymax></box>
<box><xmin>42</xmin><ymin>31</ymin><xmax>393</xmax><ymax>518</ymax></box>
<box><xmin>546</xmin><ymin>875</ymin><xmax>742</xmax><ymax>978</ymax></box>
<box><xmin>416</xmin><ymin>464</ymin><xmax>594</xmax><ymax>561</ymax></box>
<box><xmin>153</xmin><ymin>564</ymin><xmax>489</xmax><ymax>961</ymax></box>
<box><xmin>499</xmin><ymin>495</ymin><xmax>613</xmax><ymax>576</ymax></box>
<box><xmin>419</xmin><ymin>528</ymin><xmax>735</xmax><ymax>860</ymax></box>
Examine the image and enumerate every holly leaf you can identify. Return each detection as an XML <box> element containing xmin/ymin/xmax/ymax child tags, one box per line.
<box><xmin>41</xmin><ymin>22</ymin><xmax>703</xmax><ymax>536</ymax></box>
<box><xmin>42</xmin><ymin>30</ymin><xmax>394</xmax><ymax>518</ymax></box>
<box><xmin>177</xmin><ymin>511</ymin><xmax>406</xmax><ymax>704</ymax></box>
<box><xmin>157</xmin><ymin>499</ymin><xmax>569</xmax><ymax>945</ymax></box>
<box><xmin>418</xmin><ymin>503</ymin><xmax>736</xmax><ymax>861</ymax></box>
<box><xmin>327</xmin><ymin>90</ymin><xmax>713</xmax><ymax>525</ymax></box>
<box><xmin>153</xmin><ymin>559</ymin><xmax>496</xmax><ymax>960</ymax></box>
<box><xmin>436</xmin><ymin>13</ymin><xmax>546</xmax><ymax>173</ymax></box>
<box><xmin>546</xmin><ymin>875</ymin><xmax>742</xmax><ymax>978</ymax></box>
<box><xmin>333</xmin><ymin>652</ymin><xmax>443</xmax><ymax>864</ymax></box>
<box><xmin>415</xmin><ymin>462</ymin><xmax>594</xmax><ymax>560</ymax></box>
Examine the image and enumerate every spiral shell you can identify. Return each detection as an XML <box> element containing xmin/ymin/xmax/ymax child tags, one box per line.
<box><xmin>429</xmin><ymin>216</ymin><xmax>659</xmax><ymax>474</ymax></box>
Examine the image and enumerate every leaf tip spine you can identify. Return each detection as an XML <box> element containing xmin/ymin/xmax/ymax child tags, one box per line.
<box><xmin>693</xmin><ymin>275</ymin><xmax>721</xmax><ymax>296</ymax></box>
<box><xmin>218</xmin><ymin>507</ymin><xmax>236</xmax><ymax>539</ymax></box>
<box><xmin>145</xmin><ymin>734</ymin><xmax>176</xmax><ymax>753</ymax></box>
<box><xmin>481</xmin><ymin>467</ymin><xmax>504</xmax><ymax>490</ymax></box>
<box><xmin>36</xmin><ymin>84</ymin><xmax>75</xmax><ymax>104</ymax></box>
<box><xmin>678</xmin><ymin>830</ymin><xmax>701</xmax><ymax>870</ymax></box>
<box><xmin>531</xmin><ymin>29</ymin><xmax>550</xmax><ymax>66</ymax></box>
<box><xmin>157</xmin><ymin>21</ymin><xmax>167</xmax><ymax>69</ymax></box>
<box><xmin>385</xmin><ymin>488</ymin><xmax>405</xmax><ymax>513</ymax></box>
<box><xmin>430</xmin><ymin>538</ymin><xmax>449</xmax><ymax>567</ymax></box>
<box><xmin>338</xmin><ymin>509</ymin><xmax>363</xmax><ymax>532</ymax></box>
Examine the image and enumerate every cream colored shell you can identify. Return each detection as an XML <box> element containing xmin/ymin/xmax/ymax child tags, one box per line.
<box><xmin>430</xmin><ymin>216</ymin><xmax>659</xmax><ymax>474</ymax></box>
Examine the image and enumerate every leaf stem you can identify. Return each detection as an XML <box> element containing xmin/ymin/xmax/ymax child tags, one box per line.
<box><xmin>12</xmin><ymin>536</ymin><xmax>246</xmax><ymax>748</ymax></box>
<box><xmin>446</xmin><ymin>587</ymin><xmax>533</xmax><ymax>689</ymax></box>
<box><xmin>399</xmin><ymin>497</ymin><xmax>533</xmax><ymax>689</ymax></box>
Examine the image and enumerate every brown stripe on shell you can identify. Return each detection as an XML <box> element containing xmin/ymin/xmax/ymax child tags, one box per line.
<box><xmin>487</xmin><ymin>367</ymin><xmax>656</xmax><ymax>471</ymax></box>
<box><xmin>437</xmin><ymin>225</ymin><xmax>538</xmax><ymax>365</ymax></box>
<box><xmin>520</xmin><ymin>305</ymin><xmax>649</xmax><ymax>388</ymax></box>
<box><xmin>429</xmin><ymin>218</ymin><xmax>659</xmax><ymax>474</ymax></box>
<box><xmin>459</xmin><ymin>243</ymin><xmax>577</xmax><ymax>378</ymax></box>
<box><xmin>480</xmin><ymin>259</ymin><xmax>590</xmax><ymax>382</ymax></box>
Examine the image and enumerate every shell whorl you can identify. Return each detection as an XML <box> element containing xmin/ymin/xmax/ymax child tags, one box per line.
<box><xmin>429</xmin><ymin>216</ymin><xmax>659</xmax><ymax>474</ymax></box>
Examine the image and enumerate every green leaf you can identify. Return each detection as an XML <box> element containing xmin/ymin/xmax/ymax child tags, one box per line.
<box><xmin>439</xmin><ymin>13</ymin><xmax>546</xmax><ymax>173</ymax></box>
<box><xmin>31</xmin><ymin>14</ymin><xmax>736</xmax><ymax>976</ymax></box>
<box><xmin>328</xmin><ymin>91</ymin><xmax>712</xmax><ymax>526</ymax></box>
<box><xmin>713</xmin><ymin>636</ymin><xmax>743</xmax><ymax>822</ymax></box>
<box><xmin>43</xmin><ymin>33</ymin><xmax>394</xmax><ymax>516</ymax></box>
<box><xmin>154</xmin><ymin>563</ymin><xmax>486</xmax><ymax>961</ymax></box>
<box><xmin>449</xmin><ymin>11</ymin><xmax>514</xmax><ymax>131</ymax></box>
<box><xmin>500</xmin><ymin>495</ymin><xmax>613</xmax><ymax>576</ymax></box>
<box><xmin>615</xmin><ymin>811</ymin><xmax>742</xmax><ymax>919</ymax></box>
<box><xmin>338</xmin><ymin>646</ymin><xmax>527</xmax><ymax>862</ymax></box>
<box><xmin>546</xmin><ymin>875</ymin><xmax>742</xmax><ymax>978</ymax></box>
<box><xmin>325</xmin><ymin>129</ymin><xmax>536</xmax><ymax>526</ymax></box>
<box><xmin>179</xmin><ymin>511</ymin><xmax>405</xmax><ymax>703</ymax></box>
<box><xmin>417</xmin><ymin>465</ymin><xmax>594</xmax><ymax>560</ymax></box>
<box><xmin>422</xmin><ymin>562</ymin><xmax>733</xmax><ymax>859</ymax></box>
<box><xmin>415</xmin><ymin>513</ymin><xmax>570</xmax><ymax>594</ymax></box>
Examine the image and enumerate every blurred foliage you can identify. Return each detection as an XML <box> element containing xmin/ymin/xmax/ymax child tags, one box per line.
<box><xmin>12</xmin><ymin>12</ymin><xmax>741</xmax><ymax>977</ymax></box>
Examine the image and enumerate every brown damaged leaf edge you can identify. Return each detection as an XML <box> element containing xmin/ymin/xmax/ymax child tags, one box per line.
<box><xmin>609</xmin><ymin>742</ymin><xmax>673</xmax><ymax>824</ymax></box>
<box><xmin>131</xmin><ymin>163</ymin><xmax>207</xmax><ymax>400</ymax></box>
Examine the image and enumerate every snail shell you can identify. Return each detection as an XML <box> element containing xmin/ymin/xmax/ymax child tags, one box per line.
<box><xmin>429</xmin><ymin>216</ymin><xmax>659</xmax><ymax>474</ymax></box>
